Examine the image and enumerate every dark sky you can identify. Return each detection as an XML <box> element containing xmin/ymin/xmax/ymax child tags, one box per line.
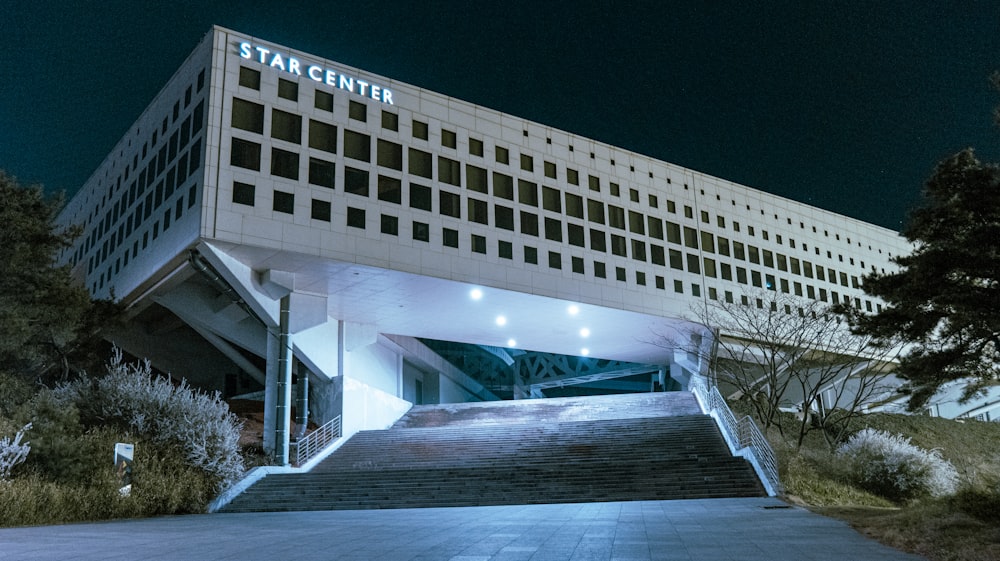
<box><xmin>3</xmin><ymin>1</ymin><xmax>998</xmax><ymax>230</ymax></box>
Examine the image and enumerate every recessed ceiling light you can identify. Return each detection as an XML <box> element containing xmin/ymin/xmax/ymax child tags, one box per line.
<box><xmin>581</xmin><ymin>348</ymin><xmax>590</xmax><ymax>356</ymax></box>
<box><xmin>579</xmin><ymin>328</ymin><xmax>590</xmax><ymax>338</ymax></box>
<box><xmin>495</xmin><ymin>315</ymin><xmax>507</xmax><ymax>326</ymax></box>
<box><xmin>470</xmin><ymin>288</ymin><xmax>483</xmax><ymax>300</ymax></box>
<box><xmin>507</xmin><ymin>338</ymin><xmax>517</xmax><ymax>347</ymax></box>
<box><xmin>567</xmin><ymin>305</ymin><xmax>579</xmax><ymax>316</ymax></box>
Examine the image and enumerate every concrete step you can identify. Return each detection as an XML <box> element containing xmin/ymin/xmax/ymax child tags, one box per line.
<box><xmin>220</xmin><ymin>392</ymin><xmax>765</xmax><ymax>513</ymax></box>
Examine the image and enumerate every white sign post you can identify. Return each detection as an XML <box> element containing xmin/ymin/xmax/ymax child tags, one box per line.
<box><xmin>114</xmin><ymin>443</ymin><xmax>134</xmax><ymax>496</ymax></box>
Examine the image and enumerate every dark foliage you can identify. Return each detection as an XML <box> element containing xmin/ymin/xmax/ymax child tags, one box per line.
<box><xmin>0</xmin><ymin>171</ymin><xmax>120</xmax><ymax>385</ymax></box>
<box><xmin>851</xmin><ymin>150</ymin><xmax>1000</xmax><ymax>409</ymax></box>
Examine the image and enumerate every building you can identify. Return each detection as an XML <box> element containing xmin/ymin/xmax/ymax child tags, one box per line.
<box><xmin>56</xmin><ymin>27</ymin><xmax>922</xmax><ymax>463</ymax></box>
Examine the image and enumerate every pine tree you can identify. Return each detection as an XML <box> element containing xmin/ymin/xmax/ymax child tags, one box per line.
<box><xmin>852</xmin><ymin>149</ymin><xmax>1000</xmax><ymax>408</ymax></box>
<box><xmin>0</xmin><ymin>171</ymin><xmax>116</xmax><ymax>383</ymax></box>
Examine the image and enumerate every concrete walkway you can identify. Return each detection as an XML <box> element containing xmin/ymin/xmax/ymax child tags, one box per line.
<box><xmin>0</xmin><ymin>497</ymin><xmax>924</xmax><ymax>561</ymax></box>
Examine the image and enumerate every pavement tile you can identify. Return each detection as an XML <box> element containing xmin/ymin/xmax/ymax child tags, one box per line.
<box><xmin>0</xmin><ymin>498</ymin><xmax>926</xmax><ymax>561</ymax></box>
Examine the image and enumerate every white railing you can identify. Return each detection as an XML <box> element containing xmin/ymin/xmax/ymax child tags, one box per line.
<box><xmin>689</xmin><ymin>375</ymin><xmax>781</xmax><ymax>496</ymax></box>
<box><xmin>292</xmin><ymin>416</ymin><xmax>342</xmax><ymax>466</ymax></box>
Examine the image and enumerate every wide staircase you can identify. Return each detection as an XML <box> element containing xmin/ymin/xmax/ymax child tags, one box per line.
<box><xmin>220</xmin><ymin>392</ymin><xmax>764</xmax><ymax>512</ymax></box>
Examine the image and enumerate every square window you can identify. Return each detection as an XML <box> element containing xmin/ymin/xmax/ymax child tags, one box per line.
<box><xmin>589</xmin><ymin>175</ymin><xmax>601</xmax><ymax>192</ymax></box>
<box><xmin>544</xmin><ymin>217</ymin><xmax>562</xmax><ymax>242</ymax></box>
<box><xmin>311</xmin><ymin>199</ymin><xmax>331</xmax><ymax>221</ymax></box>
<box><xmin>413</xmin><ymin>221</ymin><xmax>430</xmax><ymax>242</ymax></box>
<box><xmin>493</xmin><ymin>172</ymin><xmax>513</xmax><ymax>199</ymax></box>
<box><xmin>471</xmin><ymin>234</ymin><xmax>486</xmax><ymax>254</ymax></box>
<box><xmin>520</xmin><ymin>153</ymin><xmax>533</xmax><ymax>172</ymax></box>
<box><xmin>344</xmin><ymin>167</ymin><xmax>369</xmax><ymax>196</ymax></box>
<box><xmin>495</xmin><ymin>146</ymin><xmax>509</xmax><ymax>165</ymax></box>
<box><xmin>381</xmin><ymin>110</ymin><xmax>398</xmax><ymax>130</ymax></box>
<box><xmin>656</xmin><ymin>276</ymin><xmax>665</xmax><ymax>289</ymax></box>
<box><xmin>520</xmin><ymin>211</ymin><xmax>538</xmax><ymax>236</ymax></box>
<box><xmin>277</xmin><ymin>78</ymin><xmax>298</xmax><ymax>101</ymax></box>
<box><xmin>524</xmin><ymin>246</ymin><xmax>538</xmax><ymax>264</ymax></box>
<box><xmin>548</xmin><ymin>251</ymin><xmax>561</xmax><ymax>269</ymax></box>
<box><xmin>413</xmin><ymin>120</ymin><xmax>428</xmax><ymax>140</ymax></box>
<box><xmin>377</xmin><ymin>139</ymin><xmax>403</xmax><ymax>170</ymax></box>
<box><xmin>443</xmin><ymin>227</ymin><xmax>459</xmax><ymax>248</ymax></box>
<box><xmin>271</xmin><ymin>109</ymin><xmax>302</xmax><ymax>143</ymax></box>
<box><xmin>380</xmin><ymin>214</ymin><xmax>398</xmax><ymax>235</ymax></box>
<box><xmin>273</xmin><ymin>190</ymin><xmax>294</xmax><ymax>214</ymax></box>
<box><xmin>467</xmin><ymin>164</ymin><xmax>488</xmax><ymax>193</ymax></box>
<box><xmin>544</xmin><ymin>161</ymin><xmax>556</xmax><ymax>179</ymax></box>
<box><xmin>469</xmin><ymin>138</ymin><xmax>484</xmax><ymax>156</ymax></box>
<box><xmin>346</xmin><ymin>207</ymin><xmax>365</xmax><ymax>229</ymax></box>
<box><xmin>499</xmin><ymin>240</ymin><xmax>513</xmax><ymax>259</ymax></box>
<box><xmin>231</xmin><ymin>98</ymin><xmax>264</xmax><ymax>133</ymax></box>
<box><xmin>442</xmin><ymin>129</ymin><xmax>457</xmax><ymax>148</ymax></box>
<box><xmin>495</xmin><ymin>205</ymin><xmax>514</xmax><ymax>230</ymax></box>
<box><xmin>440</xmin><ymin>191</ymin><xmax>461</xmax><ymax>218</ymax></box>
<box><xmin>343</xmin><ymin>130</ymin><xmax>371</xmax><ymax>161</ymax></box>
<box><xmin>377</xmin><ymin>175</ymin><xmax>402</xmax><ymax>204</ymax></box>
<box><xmin>518</xmin><ymin>180</ymin><xmax>538</xmax><ymax>206</ymax></box>
<box><xmin>308</xmin><ymin>120</ymin><xmax>337</xmax><ymax>153</ymax></box>
<box><xmin>629</xmin><ymin>188</ymin><xmax>639</xmax><ymax>203</ymax></box>
<box><xmin>238</xmin><ymin>66</ymin><xmax>260</xmax><ymax>89</ymax></box>
<box><xmin>674</xmin><ymin>280</ymin><xmax>683</xmax><ymax>293</ymax></box>
<box><xmin>230</xmin><ymin>138</ymin><xmax>261</xmax><ymax>170</ymax></box>
<box><xmin>572</xmin><ymin>256</ymin><xmax>584</xmax><ymax>274</ymax></box>
<box><xmin>270</xmin><ymin>148</ymin><xmax>299</xmax><ymax>180</ymax></box>
<box><xmin>565</xmin><ymin>193</ymin><xmax>583</xmax><ymax>218</ymax></box>
<box><xmin>314</xmin><ymin>90</ymin><xmax>334</xmax><ymax>111</ymax></box>
<box><xmin>233</xmin><ymin>182</ymin><xmax>254</xmax><ymax>206</ymax></box>
<box><xmin>348</xmin><ymin>100</ymin><xmax>367</xmax><ymax>121</ymax></box>
<box><xmin>636</xmin><ymin>271</ymin><xmax>646</xmax><ymax>285</ymax></box>
<box><xmin>409</xmin><ymin>148</ymin><xmax>433</xmax><ymax>178</ymax></box>
<box><xmin>410</xmin><ymin>183</ymin><xmax>432</xmax><ymax>211</ymax></box>
<box><xmin>469</xmin><ymin>198</ymin><xmax>488</xmax><ymax>224</ymax></box>
<box><xmin>616</xmin><ymin>267</ymin><xmax>626</xmax><ymax>281</ymax></box>
<box><xmin>439</xmin><ymin>156</ymin><xmax>461</xmax><ymax>186</ymax></box>
<box><xmin>308</xmin><ymin>157</ymin><xmax>335</xmax><ymax>188</ymax></box>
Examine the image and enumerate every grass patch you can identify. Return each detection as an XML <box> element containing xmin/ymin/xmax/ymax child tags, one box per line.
<box><xmin>815</xmin><ymin>502</ymin><xmax>1000</xmax><ymax>561</ymax></box>
<box><xmin>771</xmin><ymin>411</ymin><xmax>1000</xmax><ymax>561</ymax></box>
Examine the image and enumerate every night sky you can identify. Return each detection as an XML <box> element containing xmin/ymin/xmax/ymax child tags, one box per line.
<box><xmin>3</xmin><ymin>1</ymin><xmax>999</xmax><ymax>230</ymax></box>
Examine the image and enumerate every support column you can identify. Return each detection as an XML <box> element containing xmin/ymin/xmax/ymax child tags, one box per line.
<box><xmin>274</xmin><ymin>294</ymin><xmax>293</xmax><ymax>465</ymax></box>
<box><xmin>294</xmin><ymin>360</ymin><xmax>309</xmax><ymax>439</ymax></box>
<box><xmin>263</xmin><ymin>324</ymin><xmax>280</xmax><ymax>456</ymax></box>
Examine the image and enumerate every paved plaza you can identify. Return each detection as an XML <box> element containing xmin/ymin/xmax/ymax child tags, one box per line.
<box><xmin>0</xmin><ymin>497</ymin><xmax>923</xmax><ymax>560</ymax></box>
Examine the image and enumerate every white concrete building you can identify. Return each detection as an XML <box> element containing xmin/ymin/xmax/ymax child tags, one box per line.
<box><xmin>57</xmin><ymin>27</ymin><xmax>926</xmax><ymax>462</ymax></box>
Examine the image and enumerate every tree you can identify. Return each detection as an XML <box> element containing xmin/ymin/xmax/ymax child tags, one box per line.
<box><xmin>0</xmin><ymin>171</ymin><xmax>117</xmax><ymax>384</ymax></box>
<box><xmin>659</xmin><ymin>290</ymin><xmax>900</xmax><ymax>448</ymax></box>
<box><xmin>849</xmin><ymin>149</ymin><xmax>1000</xmax><ymax>409</ymax></box>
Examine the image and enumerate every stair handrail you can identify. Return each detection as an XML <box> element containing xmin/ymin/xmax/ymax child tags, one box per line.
<box><xmin>293</xmin><ymin>415</ymin><xmax>342</xmax><ymax>466</ymax></box>
<box><xmin>689</xmin><ymin>375</ymin><xmax>781</xmax><ymax>496</ymax></box>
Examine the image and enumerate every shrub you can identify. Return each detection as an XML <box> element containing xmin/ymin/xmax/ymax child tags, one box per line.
<box><xmin>835</xmin><ymin>428</ymin><xmax>959</xmax><ymax>502</ymax></box>
<box><xmin>53</xmin><ymin>349</ymin><xmax>245</xmax><ymax>491</ymax></box>
<box><xmin>0</xmin><ymin>428</ymin><xmax>216</xmax><ymax>527</ymax></box>
<box><xmin>20</xmin><ymin>392</ymin><xmax>92</xmax><ymax>483</ymax></box>
<box><xmin>0</xmin><ymin>422</ymin><xmax>31</xmax><ymax>480</ymax></box>
<box><xmin>951</xmin><ymin>476</ymin><xmax>1000</xmax><ymax>523</ymax></box>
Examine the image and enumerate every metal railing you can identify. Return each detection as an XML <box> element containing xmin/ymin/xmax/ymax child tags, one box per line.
<box><xmin>689</xmin><ymin>375</ymin><xmax>781</xmax><ymax>495</ymax></box>
<box><xmin>292</xmin><ymin>415</ymin><xmax>342</xmax><ymax>466</ymax></box>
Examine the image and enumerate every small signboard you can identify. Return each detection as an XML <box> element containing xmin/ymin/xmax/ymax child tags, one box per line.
<box><xmin>114</xmin><ymin>443</ymin><xmax>134</xmax><ymax>496</ymax></box>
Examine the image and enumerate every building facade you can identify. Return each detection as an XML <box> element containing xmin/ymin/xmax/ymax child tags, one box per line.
<box><xmin>57</xmin><ymin>27</ymin><xmax>923</xmax><ymax>462</ymax></box>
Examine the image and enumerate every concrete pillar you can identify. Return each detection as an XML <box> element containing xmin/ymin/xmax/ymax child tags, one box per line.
<box><xmin>294</xmin><ymin>360</ymin><xmax>309</xmax><ymax>439</ymax></box>
<box><xmin>274</xmin><ymin>294</ymin><xmax>293</xmax><ymax>465</ymax></box>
